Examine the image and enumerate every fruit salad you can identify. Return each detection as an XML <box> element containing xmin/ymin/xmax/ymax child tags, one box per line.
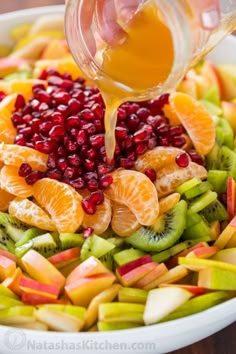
<box><xmin>0</xmin><ymin>14</ymin><xmax>236</xmax><ymax>333</ymax></box>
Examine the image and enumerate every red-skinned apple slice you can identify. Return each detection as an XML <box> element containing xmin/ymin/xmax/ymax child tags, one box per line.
<box><xmin>159</xmin><ymin>283</ymin><xmax>207</xmax><ymax>296</ymax></box>
<box><xmin>186</xmin><ymin>246</ymin><xmax>219</xmax><ymax>259</ymax></box>
<box><xmin>222</xmin><ymin>101</ymin><xmax>236</xmax><ymax>133</ymax></box>
<box><xmin>200</xmin><ymin>60</ymin><xmax>224</xmax><ymax>98</ymax></box>
<box><xmin>2</xmin><ymin>267</ymin><xmax>22</xmax><ymax>296</ymax></box>
<box><xmin>0</xmin><ymin>254</ymin><xmax>16</xmax><ymax>281</ymax></box>
<box><xmin>227</xmin><ymin>176</ymin><xmax>236</xmax><ymax>219</ymax></box>
<box><xmin>21</xmin><ymin>250</ymin><xmax>65</xmax><ymax>290</ymax></box>
<box><xmin>115</xmin><ymin>255</ymin><xmax>153</xmax><ymax>277</ymax></box>
<box><xmin>48</xmin><ymin>247</ymin><xmax>81</xmax><ymax>268</ymax></box>
<box><xmin>166</xmin><ymin>242</ymin><xmax>208</xmax><ymax>268</ymax></box>
<box><xmin>21</xmin><ymin>292</ymin><xmax>60</xmax><ymax>305</ymax></box>
<box><xmin>116</xmin><ymin>262</ymin><xmax>157</xmax><ymax>287</ymax></box>
<box><xmin>214</xmin><ymin>215</ymin><xmax>236</xmax><ymax>249</ymax></box>
<box><xmin>0</xmin><ymin>249</ymin><xmax>16</xmax><ymax>262</ymax></box>
<box><xmin>134</xmin><ymin>263</ymin><xmax>168</xmax><ymax>289</ymax></box>
<box><xmin>19</xmin><ymin>276</ymin><xmax>60</xmax><ymax>299</ymax></box>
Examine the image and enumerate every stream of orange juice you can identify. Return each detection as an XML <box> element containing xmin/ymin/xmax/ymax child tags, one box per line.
<box><xmin>95</xmin><ymin>1</ymin><xmax>174</xmax><ymax>160</ymax></box>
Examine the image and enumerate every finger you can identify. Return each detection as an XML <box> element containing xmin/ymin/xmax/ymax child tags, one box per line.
<box><xmin>115</xmin><ymin>0</ymin><xmax>141</xmax><ymax>24</ymax></box>
<box><xmin>79</xmin><ymin>0</ymin><xmax>97</xmax><ymax>56</ymax></box>
<box><xmin>190</xmin><ymin>0</ymin><xmax>220</xmax><ymax>29</ymax></box>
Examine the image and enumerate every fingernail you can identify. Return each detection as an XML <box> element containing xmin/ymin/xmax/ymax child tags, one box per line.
<box><xmin>201</xmin><ymin>8</ymin><xmax>220</xmax><ymax>30</ymax></box>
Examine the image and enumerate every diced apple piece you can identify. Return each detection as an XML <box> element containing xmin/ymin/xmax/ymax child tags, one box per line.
<box><xmin>198</xmin><ymin>267</ymin><xmax>236</xmax><ymax>290</ymax></box>
<box><xmin>66</xmin><ymin>256</ymin><xmax>109</xmax><ymax>284</ymax></box>
<box><xmin>177</xmin><ymin>78</ymin><xmax>198</xmax><ymax>98</ymax></box>
<box><xmin>65</xmin><ymin>272</ymin><xmax>116</xmax><ymax>307</ymax></box>
<box><xmin>59</xmin><ymin>260</ymin><xmax>81</xmax><ymax>277</ymax></box>
<box><xmin>0</xmin><ymin>295</ymin><xmax>23</xmax><ymax>309</ymax></box>
<box><xmin>159</xmin><ymin>283</ymin><xmax>207</xmax><ymax>296</ymax></box>
<box><xmin>227</xmin><ymin>177</ymin><xmax>236</xmax><ymax>219</ymax></box>
<box><xmin>134</xmin><ymin>263</ymin><xmax>168</xmax><ymax>288</ymax></box>
<box><xmin>84</xmin><ymin>284</ymin><xmax>120</xmax><ymax>330</ymax></box>
<box><xmin>0</xmin><ymin>249</ymin><xmax>16</xmax><ymax>262</ymax></box>
<box><xmin>212</xmin><ymin>248</ymin><xmax>236</xmax><ymax>265</ymax></box>
<box><xmin>115</xmin><ymin>255</ymin><xmax>153</xmax><ymax>277</ymax></box>
<box><xmin>13</xmin><ymin>321</ymin><xmax>49</xmax><ymax>331</ymax></box>
<box><xmin>222</xmin><ymin>101</ymin><xmax>236</xmax><ymax>133</ymax></box>
<box><xmin>225</xmin><ymin>234</ymin><xmax>236</xmax><ymax>248</ymax></box>
<box><xmin>2</xmin><ymin>267</ymin><xmax>22</xmax><ymax>296</ymax></box>
<box><xmin>160</xmin><ymin>291</ymin><xmax>228</xmax><ymax>322</ymax></box>
<box><xmin>217</xmin><ymin>65</ymin><xmax>236</xmax><ymax>100</ymax></box>
<box><xmin>35</xmin><ymin>307</ymin><xmax>83</xmax><ymax>332</ymax></box>
<box><xmin>99</xmin><ymin>303</ymin><xmax>145</xmax><ymax>324</ymax></box>
<box><xmin>116</xmin><ymin>262</ymin><xmax>157</xmax><ymax>287</ymax></box>
<box><xmin>48</xmin><ymin>247</ymin><xmax>80</xmax><ymax>268</ymax></box>
<box><xmin>209</xmin><ymin>221</ymin><xmax>221</xmax><ymax>241</ymax></box>
<box><xmin>166</xmin><ymin>242</ymin><xmax>209</xmax><ymax>268</ymax></box>
<box><xmin>114</xmin><ymin>248</ymin><xmax>145</xmax><ymax>266</ymax></box>
<box><xmin>0</xmin><ymin>306</ymin><xmax>35</xmax><ymax>325</ymax></box>
<box><xmin>144</xmin><ymin>287</ymin><xmax>192</xmax><ymax>325</ymax></box>
<box><xmin>186</xmin><ymin>246</ymin><xmax>219</xmax><ymax>259</ymax></box>
<box><xmin>200</xmin><ymin>60</ymin><xmax>223</xmax><ymax>99</ymax></box>
<box><xmin>21</xmin><ymin>292</ymin><xmax>60</xmax><ymax>305</ymax></box>
<box><xmin>0</xmin><ymin>57</ymin><xmax>28</xmax><ymax>77</ymax></box>
<box><xmin>21</xmin><ymin>250</ymin><xmax>65</xmax><ymax>290</ymax></box>
<box><xmin>41</xmin><ymin>304</ymin><xmax>86</xmax><ymax>324</ymax></box>
<box><xmin>0</xmin><ymin>283</ymin><xmax>19</xmax><ymax>299</ymax></box>
<box><xmin>186</xmin><ymin>69</ymin><xmax>212</xmax><ymax>98</ymax></box>
<box><xmin>0</xmin><ymin>254</ymin><xmax>16</xmax><ymax>281</ymax></box>
<box><xmin>118</xmin><ymin>287</ymin><xmax>148</xmax><ymax>304</ymax></box>
<box><xmin>98</xmin><ymin>322</ymin><xmax>141</xmax><ymax>331</ymax></box>
<box><xmin>179</xmin><ymin>256</ymin><xmax>236</xmax><ymax>272</ymax></box>
<box><xmin>144</xmin><ymin>265</ymin><xmax>189</xmax><ymax>291</ymax></box>
<box><xmin>214</xmin><ymin>215</ymin><xmax>236</xmax><ymax>249</ymax></box>
<box><xmin>19</xmin><ymin>276</ymin><xmax>60</xmax><ymax>299</ymax></box>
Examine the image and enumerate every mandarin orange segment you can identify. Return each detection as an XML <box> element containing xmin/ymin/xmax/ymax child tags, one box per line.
<box><xmin>0</xmin><ymin>94</ymin><xmax>18</xmax><ymax>144</ymax></box>
<box><xmin>33</xmin><ymin>178</ymin><xmax>84</xmax><ymax>233</ymax></box>
<box><xmin>162</xmin><ymin>103</ymin><xmax>181</xmax><ymax>125</ymax></box>
<box><xmin>83</xmin><ymin>195</ymin><xmax>112</xmax><ymax>235</ymax></box>
<box><xmin>105</xmin><ymin>170</ymin><xmax>159</xmax><ymax>226</ymax></box>
<box><xmin>154</xmin><ymin>162</ymin><xmax>207</xmax><ymax>197</ymax></box>
<box><xmin>111</xmin><ymin>202</ymin><xmax>141</xmax><ymax>237</ymax></box>
<box><xmin>8</xmin><ymin>197</ymin><xmax>56</xmax><ymax>231</ymax></box>
<box><xmin>0</xmin><ymin>165</ymin><xmax>33</xmax><ymax>198</ymax></box>
<box><xmin>135</xmin><ymin>146</ymin><xmax>185</xmax><ymax>173</ymax></box>
<box><xmin>0</xmin><ymin>188</ymin><xmax>14</xmax><ymax>211</ymax></box>
<box><xmin>159</xmin><ymin>193</ymin><xmax>181</xmax><ymax>215</ymax></box>
<box><xmin>0</xmin><ymin>93</ymin><xmax>18</xmax><ymax>112</ymax></box>
<box><xmin>0</xmin><ymin>143</ymin><xmax>48</xmax><ymax>171</ymax></box>
<box><xmin>10</xmin><ymin>79</ymin><xmax>47</xmax><ymax>101</ymax></box>
<box><xmin>169</xmin><ymin>92</ymin><xmax>215</xmax><ymax>156</ymax></box>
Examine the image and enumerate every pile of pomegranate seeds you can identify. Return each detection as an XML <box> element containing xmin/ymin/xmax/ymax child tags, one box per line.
<box><xmin>11</xmin><ymin>70</ymin><xmax>203</xmax><ymax>214</ymax></box>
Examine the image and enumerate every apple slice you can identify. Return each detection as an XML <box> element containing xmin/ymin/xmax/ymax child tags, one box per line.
<box><xmin>144</xmin><ymin>265</ymin><xmax>189</xmax><ymax>291</ymax></box>
<box><xmin>118</xmin><ymin>287</ymin><xmax>148</xmax><ymax>304</ymax></box>
<box><xmin>41</xmin><ymin>304</ymin><xmax>86</xmax><ymax>323</ymax></box>
<box><xmin>59</xmin><ymin>259</ymin><xmax>80</xmax><ymax>278</ymax></box>
<box><xmin>134</xmin><ymin>263</ymin><xmax>168</xmax><ymax>288</ymax></box>
<box><xmin>144</xmin><ymin>287</ymin><xmax>192</xmax><ymax>325</ymax></box>
<box><xmin>48</xmin><ymin>247</ymin><xmax>80</xmax><ymax>268</ymax></box>
<box><xmin>19</xmin><ymin>276</ymin><xmax>60</xmax><ymax>299</ymax></box>
<box><xmin>2</xmin><ymin>267</ymin><xmax>22</xmax><ymax>296</ymax></box>
<box><xmin>198</xmin><ymin>267</ymin><xmax>236</xmax><ymax>290</ymax></box>
<box><xmin>84</xmin><ymin>284</ymin><xmax>120</xmax><ymax>330</ymax></box>
<box><xmin>116</xmin><ymin>262</ymin><xmax>157</xmax><ymax>287</ymax></box>
<box><xmin>0</xmin><ymin>306</ymin><xmax>35</xmax><ymax>325</ymax></box>
<box><xmin>13</xmin><ymin>321</ymin><xmax>49</xmax><ymax>331</ymax></box>
<box><xmin>159</xmin><ymin>284</ymin><xmax>207</xmax><ymax>296</ymax></box>
<box><xmin>98</xmin><ymin>322</ymin><xmax>141</xmax><ymax>331</ymax></box>
<box><xmin>65</xmin><ymin>272</ymin><xmax>116</xmax><ymax>307</ymax></box>
<box><xmin>186</xmin><ymin>246</ymin><xmax>219</xmax><ymax>259</ymax></box>
<box><xmin>0</xmin><ymin>283</ymin><xmax>19</xmax><ymax>299</ymax></box>
<box><xmin>212</xmin><ymin>248</ymin><xmax>236</xmax><ymax>264</ymax></box>
<box><xmin>222</xmin><ymin>101</ymin><xmax>236</xmax><ymax>133</ymax></box>
<box><xmin>115</xmin><ymin>255</ymin><xmax>153</xmax><ymax>277</ymax></box>
<box><xmin>160</xmin><ymin>291</ymin><xmax>228</xmax><ymax>322</ymax></box>
<box><xmin>225</xmin><ymin>234</ymin><xmax>236</xmax><ymax>248</ymax></box>
<box><xmin>0</xmin><ymin>249</ymin><xmax>16</xmax><ymax>262</ymax></box>
<box><xmin>227</xmin><ymin>177</ymin><xmax>236</xmax><ymax>219</ymax></box>
<box><xmin>177</xmin><ymin>77</ymin><xmax>198</xmax><ymax>98</ymax></box>
<box><xmin>66</xmin><ymin>256</ymin><xmax>110</xmax><ymax>284</ymax></box>
<box><xmin>217</xmin><ymin>64</ymin><xmax>236</xmax><ymax>100</ymax></box>
<box><xmin>166</xmin><ymin>242</ymin><xmax>208</xmax><ymax>268</ymax></box>
<box><xmin>21</xmin><ymin>292</ymin><xmax>60</xmax><ymax>305</ymax></box>
<box><xmin>99</xmin><ymin>303</ymin><xmax>145</xmax><ymax>324</ymax></box>
<box><xmin>214</xmin><ymin>215</ymin><xmax>236</xmax><ymax>249</ymax></box>
<box><xmin>179</xmin><ymin>256</ymin><xmax>236</xmax><ymax>272</ymax></box>
<box><xmin>200</xmin><ymin>60</ymin><xmax>223</xmax><ymax>99</ymax></box>
<box><xmin>21</xmin><ymin>250</ymin><xmax>65</xmax><ymax>290</ymax></box>
<box><xmin>0</xmin><ymin>254</ymin><xmax>16</xmax><ymax>281</ymax></box>
<box><xmin>0</xmin><ymin>295</ymin><xmax>23</xmax><ymax>309</ymax></box>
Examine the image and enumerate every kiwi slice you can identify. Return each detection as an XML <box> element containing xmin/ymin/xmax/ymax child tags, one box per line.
<box><xmin>59</xmin><ymin>233</ymin><xmax>84</xmax><ymax>250</ymax></box>
<box><xmin>100</xmin><ymin>247</ymin><xmax>122</xmax><ymax>271</ymax></box>
<box><xmin>182</xmin><ymin>215</ymin><xmax>211</xmax><ymax>241</ymax></box>
<box><xmin>218</xmin><ymin>145</ymin><xmax>236</xmax><ymax>179</ymax></box>
<box><xmin>15</xmin><ymin>228</ymin><xmax>43</xmax><ymax>248</ymax></box>
<box><xmin>106</xmin><ymin>237</ymin><xmax>125</xmax><ymax>248</ymax></box>
<box><xmin>15</xmin><ymin>233</ymin><xmax>57</xmax><ymax>258</ymax></box>
<box><xmin>216</xmin><ymin>118</ymin><xmax>234</xmax><ymax>149</ymax></box>
<box><xmin>0</xmin><ymin>229</ymin><xmax>15</xmax><ymax>254</ymax></box>
<box><xmin>188</xmin><ymin>191</ymin><xmax>217</xmax><ymax>214</ymax></box>
<box><xmin>200</xmin><ymin>199</ymin><xmax>229</xmax><ymax>223</ymax></box>
<box><xmin>176</xmin><ymin>178</ymin><xmax>201</xmax><ymax>195</ymax></box>
<box><xmin>185</xmin><ymin>210</ymin><xmax>202</xmax><ymax>228</ymax></box>
<box><xmin>0</xmin><ymin>212</ymin><xmax>27</xmax><ymax>242</ymax></box>
<box><xmin>80</xmin><ymin>235</ymin><xmax>115</xmax><ymax>261</ymax></box>
<box><xmin>152</xmin><ymin>240</ymin><xmax>196</xmax><ymax>263</ymax></box>
<box><xmin>206</xmin><ymin>143</ymin><xmax>220</xmax><ymax>170</ymax></box>
<box><xmin>183</xmin><ymin>181</ymin><xmax>212</xmax><ymax>200</ymax></box>
<box><xmin>125</xmin><ymin>200</ymin><xmax>187</xmax><ymax>252</ymax></box>
<box><xmin>100</xmin><ymin>227</ymin><xmax>118</xmax><ymax>239</ymax></box>
<box><xmin>207</xmin><ymin>170</ymin><xmax>228</xmax><ymax>193</ymax></box>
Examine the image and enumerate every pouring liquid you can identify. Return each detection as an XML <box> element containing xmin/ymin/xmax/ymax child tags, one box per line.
<box><xmin>94</xmin><ymin>1</ymin><xmax>174</xmax><ymax>160</ymax></box>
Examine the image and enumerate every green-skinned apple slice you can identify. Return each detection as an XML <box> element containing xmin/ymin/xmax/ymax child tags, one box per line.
<box><xmin>0</xmin><ymin>254</ymin><xmax>16</xmax><ymax>281</ymax></box>
<box><xmin>0</xmin><ymin>283</ymin><xmax>19</xmax><ymax>299</ymax></box>
<box><xmin>179</xmin><ymin>256</ymin><xmax>236</xmax><ymax>272</ymax></box>
<box><xmin>2</xmin><ymin>267</ymin><xmax>22</xmax><ymax>297</ymax></box>
<box><xmin>212</xmin><ymin>248</ymin><xmax>236</xmax><ymax>264</ymax></box>
<box><xmin>144</xmin><ymin>287</ymin><xmax>192</xmax><ymax>325</ymax></box>
<box><xmin>98</xmin><ymin>321</ymin><xmax>141</xmax><ymax>331</ymax></box>
<box><xmin>214</xmin><ymin>215</ymin><xmax>236</xmax><ymax>248</ymax></box>
<box><xmin>217</xmin><ymin>64</ymin><xmax>236</xmax><ymax>100</ymax></box>
<box><xmin>134</xmin><ymin>263</ymin><xmax>168</xmax><ymax>289</ymax></box>
<box><xmin>160</xmin><ymin>291</ymin><xmax>228</xmax><ymax>322</ymax></box>
<box><xmin>118</xmin><ymin>287</ymin><xmax>148</xmax><ymax>304</ymax></box>
<box><xmin>0</xmin><ymin>295</ymin><xmax>23</xmax><ymax>309</ymax></box>
<box><xmin>116</xmin><ymin>262</ymin><xmax>157</xmax><ymax>287</ymax></box>
<box><xmin>0</xmin><ymin>306</ymin><xmax>35</xmax><ymax>325</ymax></box>
<box><xmin>159</xmin><ymin>283</ymin><xmax>207</xmax><ymax>296</ymax></box>
<box><xmin>84</xmin><ymin>284</ymin><xmax>120</xmax><ymax>330</ymax></box>
<box><xmin>198</xmin><ymin>267</ymin><xmax>236</xmax><ymax>290</ymax></box>
<box><xmin>19</xmin><ymin>276</ymin><xmax>60</xmax><ymax>299</ymax></box>
<box><xmin>99</xmin><ymin>303</ymin><xmax>145</xmax><ymax>324</ymax></box>
<box><xmin>13</xmin><ymin>321</ymin><xmax>49</xmax><ymax>331</ymax></box>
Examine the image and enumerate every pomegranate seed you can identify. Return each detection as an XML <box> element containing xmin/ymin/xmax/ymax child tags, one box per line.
<box><xmin>15</xmin><ymin>134</ymin><xmax>26</xmax><ymax>146</ymax></box>
<box><xmin>87</xmin><ymin>178</ymin><xmax>98</xmax><ymax>191</ymax></box>
<box><xmin>188</xmin><ymin>151</ymin><xmax>205</xmax><ymax>166</ymax></box>
<box><xmin>97</xmin><ymin>164</ymin><xmax>111</xmax><ymax>176</ymax></box>
<box><xmin>133</xmin><ymin>129</ymin><xmax>148</xmax><ymax>143</ymax></box>
<box><xmin>51</xmin><ymin>112</ymin><xmax>65</xmax><ymax>126</ymax></box>
<box><xmin>70</xmin><ymin>128</ymin><xmax>80</xmax><ymax>138</ymax></box>
<box><xmin>136</xmin><ymin>107</ymin><xmax>151</xmax><ymax>122</ymax></box>
<box><xmin>35</xmin><ymin>90</ymin><xmax>51</xmax><ymax>105</ymax></box>
<box><xmin>126</xmin><ymin>150</ymin><xmax>137</xmax><ymax>161</ymax></box>
<box><xmin>72</xmin><ymin>89</ymin><xmax>85</xmax><ymax>102</ymax></box>
<box><xmin>48</xmin><ymin>76</ymin><xmax>63</xmax><ymax>87</ymax></box>
<box><xmin>52</xmin><ymin>91</ymin><xmax>71</xmax><ymax>105</ymax></box>
<box><xmin>18</xmin><ymin>127</ymin><xmax>33</xmax><ymax>136</ymax></box>
<box><xmin>65</xmin><ymin>139</ymin><xmax>78</xmax><ymax>152</ymax></box>
<box><xmin>84</xmin><ymin>159</ymin><xmax>95</xmax><ymax>172</ymax></box>
<box><xmin>89</xmin><ymin>134</ymin><xmax>104</xmax><ymax>148</ymax></box>
<box><xmin>47</xmin><ymin>154</ymin><xmax>57</xmax><ymax>169</ymax></box>
<box><xmin>119</xmin><ymin>158</ymin><xmax>135</xmax><ymax>169</ymax></box>
<box><xmin>61</xmin><ymin>73</ymin><xmax>72</xmax><ymax>80</ymax></box>
<box><xmin>83</xmin><ymin>227</ymin><xmax>94</xmax><ymax>239</ymax></box>
<box><xmin>35</xmin><ymin>140</ymin><xmax>55</xmax><ymax>154</ymax></box>
<box><xmin>89</xmin><ymin>191</ymin><xmax>104</xmax><ymax>205</ymax></box>
<box><xmin>169</xmin><ymin>125</ymin><xmax>184</xmax><ymax>136</ymax></box>
<box><xmin>38</xmin><ymin>70</ymin><xmax>48</xmax><ymax>80</ymax></box>
<box><xmin>117</xmin><ymin>108</ymin><xmax>127</xmax><ymax>121</ymax></box>
<box><xmin>49</xmin><ymin>125</ymin><xmax>65</xmax><ymax>139</ymax></box>
<box><xmin>57</xmin><ymin>145</ymin><xmax>67</xmax><ymax>157</ymax></box>
<box><xmin>70</xmin><ymin>177</ymin><xmax>85</xmax><ymax>189</ymax></box>
<box><xmin>176</xmin><ymin>152</ymin><xmax>190</xmax><ymax>168</ymax></box>
<box><xmin>11</xmin><ymin>112</ymin><xmax>24</xmax><ymax>127</ymax></box>
<box><xmin>135</xmin><ymin>143</ymin><xmax>148</xmax><ymax>155</ymax></box>
<box><xmin>159</xmin><ymin>137</ymin><xmax>169</xmax><ymax>146</ymax></box>
<box><xmin>82</xmin><ymin>122</ymin><xmax>96</xmax><ymax>135</ymax></box>
<box><xmin>84</xmin><ymin>172</ymin><xmax>98</xmax><ymax>181</ymax></box>
<box><xmin>22</xmin><ymin>104</ymin><xmax>32</xmax><ymax>116</ymax></box>
<box><xmin>94</xmin><ymin>119</ymin><xmax>104</xmax><ymax>133</ymax></box>
<box><xmin>68</xmin><ymin>98</ymin><xmax>82</xmax><ymax>115</ymax></box>
<box><xmin>126</xmin><ymin>114</ymin><xmax>140</xmax><ymax>131</ymax></box>
<box><xmin>18</xmin><ymin>163</ymin><xmax>32</xmax><ymax>177</ymax></box>
<box><xmin>46</xmin><ymin>169</ymin><xmax>62</xmax><ymax>180</ymax></box>
<box><xmin>63</xmin><ymin>167</ymin><xmax>77</xmax><ymax>179</ymax></box>
<box><xmin>147</xmin><ymin>115</ymin><xmax>165</xmax><ymax>129</ymax></box>
<box><xmin>39</xmin><ymin>121</ymin><xmax>53</xmax><ymax>135</ymax></box>
<box><xmin>115</xmin><ymin>127</ymin><xmax>128</xmax><ymax>140</ymax></box>
<box><xmin>144</xmin><ymin>168</ymin><xmax>157</xmax><ymax>182</ymax></box>
<box><xmin>68</xmin><ymin>154</ymin><xmax>81</xmax><ymax>167</ymax></box>
<box><xmin>99</xmin><ymin>175</ymin><xmax>113</xmax><ymax>189</ymax></box>
<box><xmin>0</xmin><ymin>91</ymin><xmax>6</xmax><ymax>101</ymax></box>
<box><xmin>23</xmin><ymin>114</ymin><xmax>33</xmax><ymax>124</ymax></box>
<box><xmin>25</xmin><ymin>171</ymin><xmax>43</xmax><ymax>185</ymax></box>
<box><xmin>32</xmin><ymin>83</ymin><xmax>46</xmax><ymax>92</ymax></box>
<box><xmin>61</xmin><ymin>79</ymin><xmax>74</xmax><ymax>91</ymax></box>
<box><xmin>84</xmin><ymin>148</ymin><xmax>96</xmax><ymax>160</ymax></box>
<box><xmin>123</xmin><ymin>102</ymin><xmax>139</xmax><ymax>114</ymax></box>
<box><xmin>82</xmin><ymin>199</ymin><xmax>96</xmax><ymax>215</ymax></box>
<box><xmin>31</xmin><ymin>99</ymin><xmax>41</xmax><ymax>111</ymax></box>
<box><xmin>57</xmin><ymin>158</ymin><xmax>68</xmax><ymax>172</ymax></box>
<box><xmin>91</xmin><ymin>103</ymin><xmax>104</xmax><ymax>119</ymax></box>
<box><xmin>121</xmin><ymin>135</ymin><xmax>133</xmax><ymax>149</ymax></box>
<box><xmin>76</xmin><ymin>130</ymin><xmax>87</xmax><ymax>145</ymax></box>
<box><xmin>15</xmin><ymin>94</ymin><xmax>26</xmax><ymax>110</ymax></box>
<box><xmin>156</xmin><ymin>123</ymin><xmax>169</xmax><ymax>135</ymax></box>
<box><xmin>148</xmin><ymin>137</ymin><xmax>158</xmax><ymax>150</ymax></box>
<box><xmin>66</xmin><ymin>116</ymin><xmax>81</xmax><ymax>130</ymax></box>
<box><xmin>172</xmin><ymin>136</ymin><xmax>186</xmax><ymax>148</ymax></box>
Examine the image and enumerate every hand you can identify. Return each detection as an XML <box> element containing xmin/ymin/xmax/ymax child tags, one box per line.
<box><xmin>190</xmin><ymin>0</ymin><xmax>220</xmax><ymax>29</ymax></box>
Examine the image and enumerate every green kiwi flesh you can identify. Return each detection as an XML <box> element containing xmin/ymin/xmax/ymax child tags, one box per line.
<box><xmin>59</xmin><ymin>233</ymin><xmax>84</xmax><ymax>250</ymax></box>
<box><xmin>125</xmin><ymin>200</ymin><xmax>187</xmax><ymax>252</ymax></box>
<box><xmin>0</xmin><ymin>212</ymin><xmax>27</xmax><ymax>242</ymax></box>
<box><xmin>207</xmin><ymin>170</ymin><xmax>228</xmax><ymax>193</ymax></box>
<box><xmin>200</xmin><ymin>199</ymin><xmax>229</xmax><ymax>223</ymax></box>
<box><xmin>188</xmin><ymin>191</ymin><xmax>217</xmax><ymax>214</ymax></box>
<box><xmin>80</xmin><ymin>235</ymin><xmax>115</xmax><ymax>261</ymax></box>
<box><xmin>15</xmin><ymin>233</ymin><xmax>57</xmax><ymax>258</ymax></box>
<box><xmin>183</xmin><ymin>181</ymin><xmax>212</xmax><ymax>200</ymax></box>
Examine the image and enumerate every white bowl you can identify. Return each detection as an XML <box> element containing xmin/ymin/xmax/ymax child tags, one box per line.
<box><xmin>0</xmin><ymin>6</ymin><xmax>235</xmax><ymax>354</ymax></box>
